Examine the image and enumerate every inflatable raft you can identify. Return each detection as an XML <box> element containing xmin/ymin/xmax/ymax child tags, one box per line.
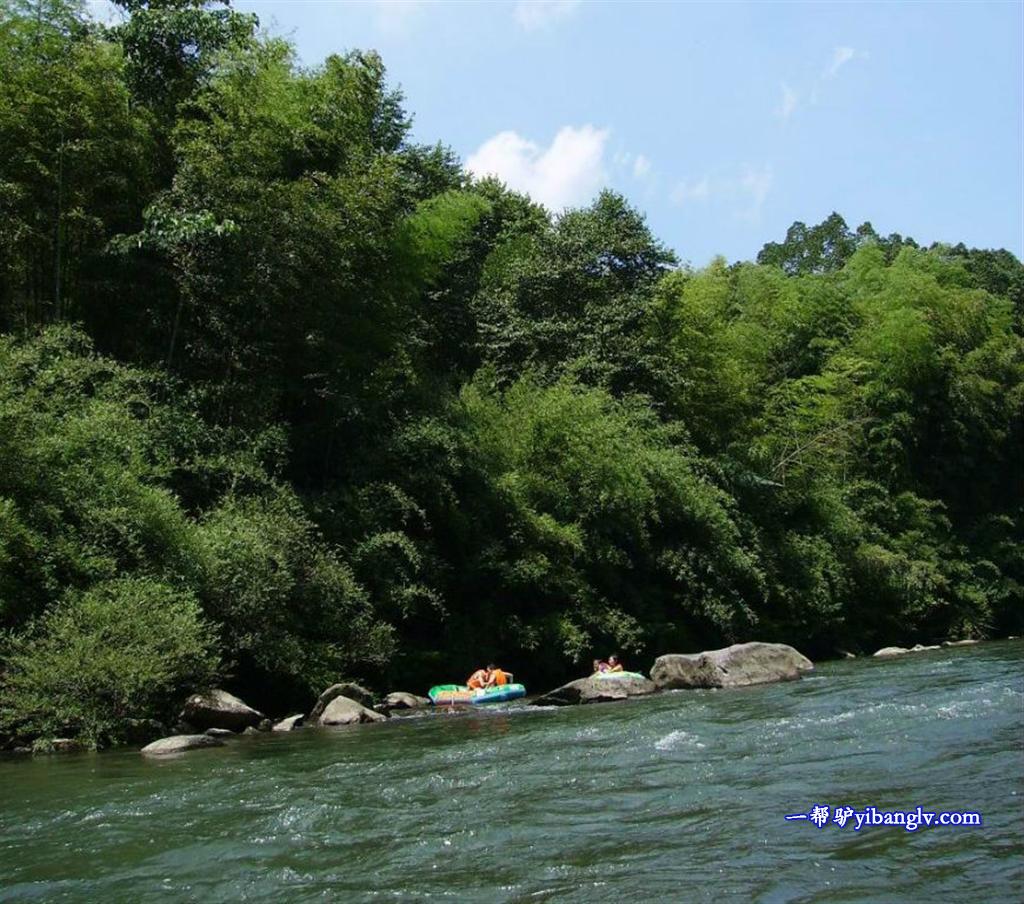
<box><xmin>428</xmin><ymin>683</ymin><xmax>527</xmax><ymax>705</ymax></box>
<box><xmin>594</xmin><ymin>670</ymin><xmax>647</xmax><ymax>680</ymax></box>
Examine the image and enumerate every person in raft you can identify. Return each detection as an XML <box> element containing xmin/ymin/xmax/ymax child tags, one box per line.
<box><xmin>467</xmin><ymin>664</ymin><xmax>512</xmax><ymax>689</ymax></box>
<box><xmin>606</xmin><ymin>654</ymin><xmax>624</xmax><ymax>673</ymax></box>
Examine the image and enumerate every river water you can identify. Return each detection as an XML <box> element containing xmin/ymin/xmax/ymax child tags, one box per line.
<box><xmin>1</xmin><ymin>642</ymin><xmax>1021</xmax><ymax>902</ymax></box>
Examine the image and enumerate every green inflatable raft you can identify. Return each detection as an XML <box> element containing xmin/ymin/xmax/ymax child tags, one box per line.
<box><xmin>428</xmin><ymin>683</ymin><xmax>527</xmax><ymax>705</ymax></box>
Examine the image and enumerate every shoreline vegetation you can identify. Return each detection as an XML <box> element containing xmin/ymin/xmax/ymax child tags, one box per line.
<box><xmin>1</xmin><ymin>2</ymin><xmax>1022</xmax><ymax>754</ymax></box>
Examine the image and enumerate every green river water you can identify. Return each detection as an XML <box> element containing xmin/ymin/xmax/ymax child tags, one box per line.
<box><xmin>1</xmin><ymin>641</ymin><xmax>1022</xmax><ymax>902</ymax></box>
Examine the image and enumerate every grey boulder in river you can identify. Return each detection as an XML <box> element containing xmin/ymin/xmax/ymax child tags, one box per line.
<box><xmin>532</xmin><ymin>673</ymin><xmax>657</xmax><ymax>706</ymax></box>
<box><xmin>317</xmin><ymin>696</ymin><xmax>387</xmax><ymax>726</ymax></box>
<box><xmin>378</xmin><ymin>692</ymin><xmax>431</xmax><ymax>713</ymax></box>
<box><xmin>179</xmin><ymin>689</ymin><xmax>265</xmax><ymax>732</ymax></box>
<box><xmin>650</xmin><ymin>641</ymin><xmax>813</xmax><ymax>690</ymax></box>
<box><xmin>272</xmin><ymin>715</ymin><xmax>305</xmax><ymax>732</ymax></box>
<box><xmin>308</xmin><ymin>683</ymin><xmax>376</xmax><ymax>721</ymax></box>
<box><xmin>141</xmin><ymin>734</ymin><xmax>225</xmax><ymax>755</ymax></box>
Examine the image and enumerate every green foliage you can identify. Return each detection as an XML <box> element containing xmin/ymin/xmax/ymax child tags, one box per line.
<box><xmin>0</xmin><ymin>577</ymin><xmax>219</xmax><ymax>747</ymax></box>
<box><xmin>198</xmin><ymin>491</ymin><xmax>395</xmax><ymax>693</ymax></box>
<box><xmin>474</xmin><ymin>191</ymin><xmax>676</xmax><ymax>398</ymax></box>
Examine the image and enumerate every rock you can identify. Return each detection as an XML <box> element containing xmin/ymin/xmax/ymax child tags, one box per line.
<box><xmin>910</xmin><ymin>643</ymin><xmax>940</xmax><ymax>652</ymax></box>
<box><xmin>309</xmin><ymin>683</ymin><xmax>376</xmax><ymax>721</ymax></box>
<box><xmin>272</xmin><ymin>715</ymin><xmax>305</xmax><ymax>732</ymax></box>
<box><xmin>46</xmin><ymin>737</ymin><xmax>85</xmax><ymax>753</ymax></box>
<box><xmin>12</xmin><ymin>747</ymin><xmax>31</xmax><ymax>755</ymax></box>
<box><xmin>141</xmin><ymin>734</ymin><xmax>224</xmax><ymax>756</ymax></box>
<box><xmin>179</xmin><ymin>689</ymin><xmax>264</xmax><ymax>732</ymax></box>
<box><xmin>873</xmin><ymin>646</ymin><xmax>910</xmax><ymax>658</ymax></box>
<box><xmin>532</xmin><ymin>673</ymin><xmax>657</xmax><ymax>706</ymax></box>
<box><xmin>257</xmin><ymin>719</ymin><xmax>273</xmax><ymax>732</ymax></box>
<box><xmin>378</xmin><ymin>692</ymin><xmax>431</xmax><ymax>713</ymax></box>
<box><xmin>242</xmin><ymin>726</ymin><xmax>259</xmax><ymax>735</ymax></box>
<box><xmin>204</xmin><ymin>728</ymin><xmax>236</xmax><ymax>738</ymax></box>
<box><xmin>837</xmin><ymin>650</ymin><xmax>857</xmax><ymax>660</ymax></box>
<box><xmin>317</xmin><ymin>695</ymin><xmax>387</xmax><ymax>726</ymax></box>
<box><xmin>650</xmin><ymin>642</ymin><xmax>813</xmax><ymax>690</ymax></box>
<box><xmin>942</xmin><ymin>639</ymin><xmax>979</xmax><ymax>647</ymax></box>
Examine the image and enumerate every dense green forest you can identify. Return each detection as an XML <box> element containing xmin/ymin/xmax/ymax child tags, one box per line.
<box><xmin>1</xmin><ymin>1</ymin><xmax>1021</xmax><ymax>748</ymax></box>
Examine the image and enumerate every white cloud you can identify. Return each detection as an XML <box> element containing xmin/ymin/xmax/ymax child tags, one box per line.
<box><xmin>670</xmin><ymin>177</ymin><xmax>711</xmax><ymax>206</ymax></box>
<box><xmin>632</xmin><ymin>154</ymin><xmax>652</xmax><ymax>180</ymax></box>
<box><xmin>777</xmin><ymin>82</ymin><xmax>799</xmax><ymax>120</ymax></box>
<box><xmin>825</xmin><ymin>46</ymin><xmax>858</xmax><ymax>79</ymax></box>
<box><xmin>466</xmin><ymin>125</ymin><xmax>609</xmax><ymax>210</ymax></box>
<box><xmin>514</xmin><ymin>0</ymin><xmax>582</xmax><ymax>31</ymax></box>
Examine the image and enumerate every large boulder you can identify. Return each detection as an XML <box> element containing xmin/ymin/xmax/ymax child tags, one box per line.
<box><xmin>179</xmin><ymin>689</ymin><xmax>264</xmax><ymax>731</ymax></box>
<box><xmin>309</xmin><ymin>683</ymin><xmax>375</xmax><ymax>722</ymax></box>
<box><xmin>141</xmin><ymin>734</ymin><xmax>224</xmax><ymax>756</ymax></box>
<box><xmin>532</xmin><ymin>673</ymin><xmax>657</xmax><ymax>706</ymax></box>
<box><xmin>651</xmin><ymin>642</ymin><xmax>813</xmax><ymax>690</ymax></box>
<box><xmin>317</xmin><ymin>695</ymin><xmax>387</xmax><ymax>726</ymax></box>
<box><xmin>378</xmin><ymin>692</ymin><xmax>430</xmax><ymax>713</ymax></box>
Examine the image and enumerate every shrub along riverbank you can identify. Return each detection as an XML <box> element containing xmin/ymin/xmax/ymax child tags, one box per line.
<box><xmin>1</xmin><ymin>2</ymin><xmax>1021</xmax><ymax>750</ymax></box>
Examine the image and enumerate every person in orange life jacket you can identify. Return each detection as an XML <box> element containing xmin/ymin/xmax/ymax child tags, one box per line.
<box><xmin>467</xmin><ymin>664</ymin><xmax>511</xmax><ymax>689</ymax></box>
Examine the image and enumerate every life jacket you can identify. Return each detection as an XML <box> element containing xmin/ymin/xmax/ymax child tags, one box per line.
<box><xmin>467</xmin><ymin>669</ymin><xmax>489</xmax><ymax>689</ymax></box>
<box><xmin>491</xmin><ymin>668</ymin><xmax>509</xmax><ymax>686</ymax></box>
<box><xmin>607</xmin><ymin>663</ymin><xmax>623</xmax><ymax>672</ymax></box>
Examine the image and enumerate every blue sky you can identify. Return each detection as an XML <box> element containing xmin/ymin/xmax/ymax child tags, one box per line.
<box><xmin>92</xmin><ymin>1</ymin><xmax>1023</xmax><ymax>265</ymax></box>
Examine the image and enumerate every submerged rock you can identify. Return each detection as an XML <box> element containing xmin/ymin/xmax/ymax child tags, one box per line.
<box><xmin>142</xmin><ymin>734</ymin><xmax>224</xmax><ymax>756</ymax></box>
<box><xmin>942</xmin><ymin>639</ymin><xmax>980</xmax><ymax>647</ymax></box>
<box><xmin>532</xmin><ymin>673</ymin><xmax>657</xmax><ymax>706</ymax></box>
<box><xmin>873</xmin><ymin>646</ymin><xmax>910</xmax><ymax>658</ymax></box>
<box><xmin>378</xmin><ymin>692</ymin><xmax>430</xmax><ymax>713</ymax></box>
<box><xmin>651</xmin><ymin>642</ymin><xmax>813</xmax><ymax>690</ymax></box>
<box><xmin>317</xmin><ymin>695</ymin><xmax>387</xmax><ymax>726</ymax></box>
<box><xmin>309</xmin><ymin>683</ymin><xmax>376</xmax><ymax>721</ymax></box>
<box><xmin>272</xmin><ymin>715</ymin><xmax>305</xmax><ymax>732</ymax></box>
<box><xmin>875</xmin><ymin>644</ymin><xmax>942</xmax><ymax>657</ymax></box>
<box><xmin>179</xmin><ymin>689</ymin><xmax>264</xmax><ymax>732</ymax></box>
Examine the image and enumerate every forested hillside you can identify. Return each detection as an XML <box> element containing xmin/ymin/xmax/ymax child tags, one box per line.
<box><xmin>2</xmin><ymin>0</ymin><xmax>1021</xmax><ymax>748</ymax></box>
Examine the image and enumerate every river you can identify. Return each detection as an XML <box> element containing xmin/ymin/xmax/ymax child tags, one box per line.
<box><xmin>1</xmin><ymin>641</ymin><xmax>1021</xmax><ymax>902</ymax></box>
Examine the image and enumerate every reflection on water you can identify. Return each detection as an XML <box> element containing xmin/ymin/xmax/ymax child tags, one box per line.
<box><xmin>1</xmin><ymin>641</ymin><xmax>1021</xmax><ymax>902</ymax></box>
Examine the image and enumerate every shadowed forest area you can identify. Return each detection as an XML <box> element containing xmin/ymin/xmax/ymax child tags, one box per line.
<box><xmin>1</xmin><ymin>0</ymin><xmax>1021</xmax><ymax>748</ymax></box>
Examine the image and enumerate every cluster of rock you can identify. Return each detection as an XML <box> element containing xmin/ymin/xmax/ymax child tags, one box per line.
<box><xmin>140</xmin><ymin>683</ymin><xmax>432</xmax><ymax>756</ymax></box>
<box><xmin>530</xmin><ymin>642</ymin><xmax>813</xmax><ymax>707</ymax></box>
<box><xmin>130</xmin><ymin>635</ymin><xmax>994</xmax><ymax>755</ymax></box>
<box><xmin>872</xmin><ymin>639</ymin><xmax>978</xmax><ymax>658</ymax></box>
